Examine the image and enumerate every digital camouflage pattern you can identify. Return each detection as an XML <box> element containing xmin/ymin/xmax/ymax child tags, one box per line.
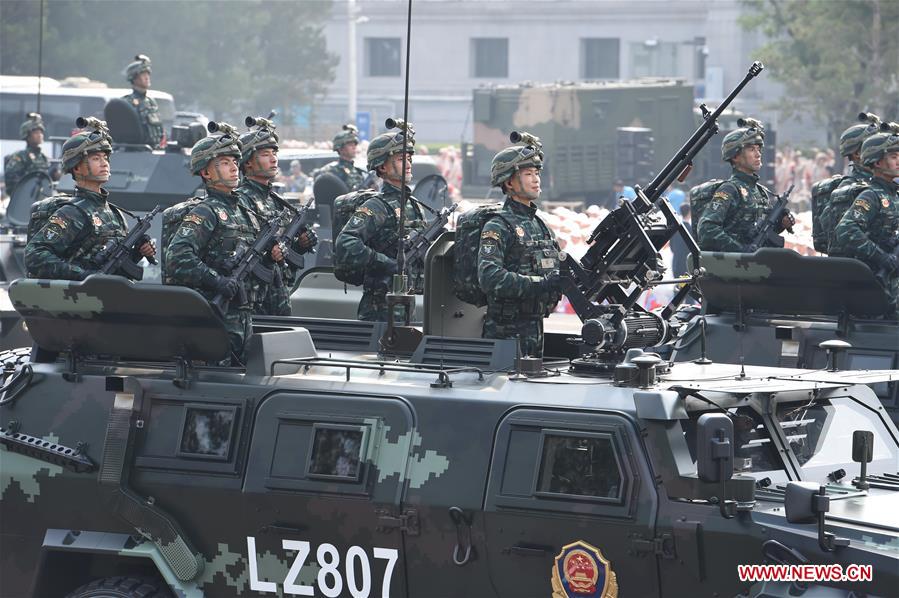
<box><xmin>490</xmin><ymin>143</ymin><xmax>544</xmax><ymax>187</ymax></box>
<box><xmin>720</xmin><ymin>126</ymin><xmax>764</xmax><ymax>161</ymax></box>
<box><xmin>696</xmin><ymin>169</ymin><xmax>773</xmax><ymax>252</ymax></box>
<box><xmin>687</xmin><ymin>178</ymin><xmax>724</xmax><ymax>227</ymax></box>
<box><xmin>165</xmin><ymin>187</ymin><xmax>261</xmax><ymax>360</ymax></box>
<box><xmin>333</xmin><ymin>182</ymin><xmax>425</xmax><ymax>321</ymax></box>
<box><xmin>830</xmin><ymin>177</ymin><xmax>899</xmax><ymax>316</ymax></box>
<box><xmin>478</xmin><ymin>198</ymin><xmax>561</xmax><ymax>357</ymax></box>
<box><xmin>366</xmin><ymin>129</ymin><xmax>414</xmax><ymax>171</ymax></box>
<box><xmin>821</xmin><ymin>164</ymin><xmax>874</xmax><ymax>251</ymax></box>
<box><xmin>3</xmin><ymin>146</ymin><xmax>49</xmax><ymax>197</ymax></box>
<box><xmin>121</xmin><ymin>90</ymin><xmax>164</xmax><ymax>148</ymax></box>
<box><xmin>313</xmin><ymin>158</ymin><xmax>366</xmax><ymax>192</ymax></box>
<box><xmin>24</xmin><ymin>187</ymin><xmax>128</xmax><ymax>280</ymax></box>
<box><xmin>332</xmin><ymin>124</ymin><xmax>359</xmax><ymax>150</ymax></box>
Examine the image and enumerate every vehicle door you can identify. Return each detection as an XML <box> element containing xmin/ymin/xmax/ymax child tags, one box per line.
<box><xmin>483</xmin><ymin>408</ymin><xmax>661</xmax><ymax>597</ymax></box>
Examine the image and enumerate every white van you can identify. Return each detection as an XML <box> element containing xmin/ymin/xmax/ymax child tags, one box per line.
<box><xmin>0</xmin><ymin>75</ymin><xmax>175</xmax><ymax>175</ymax></box>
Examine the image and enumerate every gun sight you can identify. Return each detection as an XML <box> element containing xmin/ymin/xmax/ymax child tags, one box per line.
<box><xmin>385</xmin><ymin>118</ymin><xmax>415</xmax><ymax>135</ymax></box>
<box><xmin>859</xmin><ymin>112</ymin><xmax>882</xmax><ymax>126</ymax></box>
<box><xmin>737</xmin><ymin>117</ymin><xmax>764</xmax><ymax>130</ymax></box>
<box><xmin>208</xmin><ymin>121</ymin><xmax>239</xmax><ymax>136</ymax></box>
<box><xmin>880</xmin><ymin>121</ymin><xmax>899</xmax><ymax>135</ymax></box>
<box><xmin>245</xmin><ymin>115</ymin><xmax>275</xmax><ymax>129</ymax></box>
<box><xmin>75</xmin><ymin>116</ymin><xmax>109</xmax><ymax>133</ymax></box>
<box><xmin>510</xmin><ymin>130</ymin><xmax>542</xmax><ymax>148</ymax></box>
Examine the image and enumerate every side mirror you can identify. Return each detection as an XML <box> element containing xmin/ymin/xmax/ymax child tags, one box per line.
<box><xmin>852</xmin><ymin>430</ymin><xmax>874</xmax><ymax>490</ymax></box>
<box><xmin>784</xmin><ymin>482</ymin><xmax>849</xmax><ymax>552</ymax></box>
<box><xmin>696</xmin><ymin>413</ymin><xmax>736</xmax><ymax>518</ymax></box>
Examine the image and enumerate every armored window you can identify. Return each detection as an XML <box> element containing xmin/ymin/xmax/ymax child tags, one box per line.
<box><xmin>471</xmin><ymin>38</ymin><xmax>508</xmax><ymax>78</ymax></box>
<box><xmin>366</xmin><ymin>38</ymin><xmax>402</xmax><ymax>77</ymax></box>
<box><xmin>535</xmin><ymin>432</ymin><xmax>622</xmax><ymax>500</ymax></box>
<box><xmin>581</xmin><ymin>38</ymin><xmax>620</xmax><ymax>79</ymax></box>
<box><xmin>177</xmin><ymin>405</ymin><xmax>237</xmax><ymax>460</ymax></box>
<box><xmin>307</xmin><ymin>424</ymin><xmax>367</xmax><ymax>481</ymax></box>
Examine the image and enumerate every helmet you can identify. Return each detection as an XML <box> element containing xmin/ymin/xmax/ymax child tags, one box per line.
<box><xmin>367</xmin><ymin>129</ymin><xmax>414</xmax><ymax>171</ymax></box>
<box><xmin>61</xmin><ymin>117</ymin><xmax>113</xmax><ymax>173</ymax></box>
<box><xmin>333</xmin><ymin>124</ymin><xmax>360</xmax><ymax>150</ymax></box>
<box><xmin>19</xmin><ymin>112</ymin><xmax>45</xmax><ymax>140</ymax></box>
<box><xmin>125</xmin><ymin>54</ymin><xmax>152</xmax><ymax>82</ymax></box>
<box><xmin>239</xmin><ymin>118</ymin><xmax>279</xmax><ymax>166</ymax></box>
<box><xmin>859</xmin><ymin>132</ymin><xmax>899</xmax><ymax>168</ymax></box>
<box><xmin>839</xmin><ymin>123</ymin><xmax>879</xmax><ymax>158</ymax></box>
<box><xmin>721</xmin><ymin>122</ymin><xmax>764</xmax><ymax>162</ymax></box>
<box><xmin>190</xmin><ymin>128</ymin><xmax>242</xmax><ymax>175</ymax></box>
<box><xmin>490</xmin><ymin>131</ymin><xmax>544</xmax><ymax>187</ymax></box>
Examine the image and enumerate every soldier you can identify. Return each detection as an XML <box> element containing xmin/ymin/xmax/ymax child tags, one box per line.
<box><xmin>3</xmin><ymin>113</ymin><xmax>55</xmax><ymax>197</ymax></box>
<box><xmin>334</xmin><ymin>126</ymin><xmax>426</xmax><ymax>321</ymax></box>
<box><xmin>830</xmin><ymin>132</ymin><xmax>899</xmax><ymax>316</ymax></box>
<box><xmin>165</xmin><ymin>126</ymin><xmax>277</xmax><ymax>364</ymax></box>
<box><xmin>24</xmin><ymin>119</ymin><xmax>155</xmax><ymax>280</ymax></box>
<box><xmin>477</xmin><ymin>136</ymin><xmax>564</xmax><ymax>358</ymax></box>
<box><xmin>697</xmin><ymin>121</ymin><xmax>794</xmax><ymax>251</ymax></box>
<box><xmin>313</xmin><ymin>124</ymin><xmax>367</xmax><ymax>191</ymax></box>
<box><xmin>236</xmin><ymin>117</ymin><xmax>316</xmax><ymax>316</ymax></box>
<box><xmin>122</xmin><ymin>54</ymin><xmax>164</xmax><ymax>148</ymax></box>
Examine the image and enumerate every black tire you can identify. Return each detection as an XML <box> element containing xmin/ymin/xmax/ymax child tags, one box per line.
<box><xmin>65</xmin><ymin>576</ymin><xmax>174</xmax><ymax>598</ymax></box>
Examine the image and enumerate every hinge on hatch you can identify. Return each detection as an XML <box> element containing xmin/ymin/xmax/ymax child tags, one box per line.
<box><xmin>629</xmin><ymin>533</ymin><xmax>675</xmax><ymax>559</ymax></box>
<box><xmin>375</xmin><ymin>507</ymin><xmax>420</xmax><ymax>536</ymax></box>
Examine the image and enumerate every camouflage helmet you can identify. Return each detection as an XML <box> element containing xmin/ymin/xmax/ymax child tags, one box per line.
<box><xmin>367</xmin><ymin>122</ymin><xmax>415</xmax><ymax>171</ymax></box>
<box><xmin>190</xmin><ymin>122</ymin><xmax>242</xmax><ymax>175</ymax></box>
<box><xmin>19</xmin><ymin>112</ymin><xmax>45</xmax><ymax>140</ymax></box>
<box><xmin>333</xmin><ymin>124</ymin><xmax>360</xmax><ymax>150</ymax></box>
<box><xmin>859</xmin><ymin>132</ymin><xmax>899</xmax><ymax>168</ymax></box>
<box><xmin>239</xmin><ymin>115</ymin><xmax>279</xmax><ymax>166</ymax></box>
<box><xmin>125</xmin><ymin>54</ymin><xmax>152</xmax><ymax>82</ymax></box>
<box><xmin>490</xmin><ymin>131</ymin><xmax>544</xmax><ymax>188</ymax></box>
<box><xmin>839</xmin><ymin>123</ymin><xmax>879</xmax><ymax>158</ymax></box>
<box><xmin>61</xmin><ymin>117</ymin><xmax>113</xmax><ymax>173</ymax></box>
<box><xmin>721</xmin><ymin>118</ymin><xmax>765</xmax><ymax>162</ymax></box>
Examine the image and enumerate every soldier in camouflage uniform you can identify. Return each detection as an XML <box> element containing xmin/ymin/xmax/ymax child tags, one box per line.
<box><xmin>830</xmin><ymin>132</ymin><xmax>899</xmax><ymax>317</ymax></box>
<box><xmin>313</xmin><ymin>124</ymin><xmax>367</xmax><ymax>191</ymax></box>
<box><xmin>697</xmin><ymin>120</ymin><xmax>794</xmax><ymax>252</ymax></box>
<box><xmin>334</xmin><ymin>125</ymin><xmax>426</xmax><ymax>321</ymax></box>
<box><xmin>24</xmin><ymin>119</ymin><xmax>155</xmax><ymax>280</ymax></box>
<box><xmin>236</xmin><ymin>117</ymin><xmax>316</xmax><ymax>316</ymax></box>
<box><xmin>3</xmin><ymin>113</ymin><xmax>52</xmax><ymax>197</ymax></box>
<box><xmin>122</xmin><ymin>54</ymin><xmax>164</xmax><ymax>148</ymax></box>
<box><xmin>478</xmin><ymin>134</ymin><xmax>564</xmax><ymax>358</ymax></box>
<box><xmin>165</xmin><ymin>126</ymin><xmax>277</xmax><ymax>364</ymax></box>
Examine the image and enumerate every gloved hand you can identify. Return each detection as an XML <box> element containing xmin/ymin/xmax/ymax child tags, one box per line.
<box><xmin>213</xmin><ymin>276</ymin><xmax>241</xmax><ymax>299</ymax></box>
<box><xmin>875</xmin><ymin>251</ymin><xmax>899</xmax><ymax>275</ymax></box>
<box><xmin>130</xmin><ymin>234</ymin><xmax>156</xmax><ymax>263</ymax></box>
<box><xmin>775</xmin><ymin>211</ymin><xmax>796</xmax><ymax>234</ymax></box>
<box><xmin>296</xmin><ymin>227</ymin><xmax>318</xmax><ymax>251</ymax></box>
<box><xmin>539</xmin><ymin>272</ymin><xmax>566</xmax><ymax>294</ymax></box>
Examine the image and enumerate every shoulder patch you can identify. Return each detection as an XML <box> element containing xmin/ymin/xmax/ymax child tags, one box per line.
<box><xmin>480</xmin><ymin>242</ymin><xmax>497</xmax><ymax>256</ymax></box>
<box><xmin>183</xmin><ymin>214</ymin><xmax>203</xmax><ymax>225</ymax></box>
<box><xmin>481</xmin><ymin>230</ymin><xmax>501</xmax><ymax>241</ymax></box>
<box><xmin>854</xmin><ymin>199</ymin><xmax>871</xmax><ymax>211</ymax></box>
<box><xmin>357</xmin><ymin>206</ymin><xmax>374</xmax><ymax>217</ymax></box>
<box><xmin>712</xmin><ymin>190</ymin><xmax>729</xmax><ymax>201</ymax></box>
<box><xmin>48</xmin><ymin>215</ymin><xmax>68</xmax><ymax>229</ymax></box>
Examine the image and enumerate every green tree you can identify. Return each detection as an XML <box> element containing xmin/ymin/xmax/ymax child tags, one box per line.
<box><xmin>741</xmin><ymin>0</ymin><xmax>899</xmax><ymax>152</ymax></box>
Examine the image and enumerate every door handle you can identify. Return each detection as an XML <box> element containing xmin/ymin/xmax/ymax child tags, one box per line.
<box><xmin>507</xmin><ymin>543</ymin><xmax>552</xmax><ymax>557</ymax></box>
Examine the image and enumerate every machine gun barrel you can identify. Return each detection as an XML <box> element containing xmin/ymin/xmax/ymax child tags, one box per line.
<box><xmin>96</xmin><ymin>205</ymin><xmax>161</xmax><ymax>281</ymax></box>
<box><xmin>403</xmin><ymin>203</ymin><xmax>457</xmax><ymax>265</ymax></box>
<box><xmin>750</xmin><ymin>184</ymin><xmax>794</xmax><ymax>250</ymax></box>
<box><xmin>639</xmin><ymin>61</ymin><xmax>764</xmax><ymax>211</ymax></box>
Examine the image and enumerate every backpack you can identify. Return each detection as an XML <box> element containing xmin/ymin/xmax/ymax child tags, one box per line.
<box><xmin>810</xmin><ymin>174</ymin><xmax>844</xmax><ymax>253</ymax></box>
<box><xmin>160</xmin><ymin>197</ymin><xmax>202</xmax><ymax>284</ymax></box>
<box><xmin>452</xmin><ymin>203</ymin><xmax>516</xmax><ymax>307</ymax></box>
<box><xmin>825</xmin><ymin>179</ymin><xmax>870</xmax><ymax>248</ymax></box>
<box><xmin>688</xmin><ymin>179</ymin><xmax>724</xmax><ymax>225</ymax></box>
<box><xmin>332</xmin><ymin>190</ymin><xmax>392</xmax><ymax>286</ymax></box>
<box><xmin>27</xmin><ymin>195</ymin><xmax>90</xmax><ymax>242</ymax></box>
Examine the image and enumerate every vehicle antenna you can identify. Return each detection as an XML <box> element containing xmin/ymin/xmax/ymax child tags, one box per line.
<box><xmin>738</xmin><ymin>285</ymin><xmax>746</xmax><ymax>379</ymax></box>
<box><xmin>396</xmin><ymin>0</ymin><xmax>413</xmax><ymax>276</ymax></box>
<box><xmin>36</xmin><ymin>0</ymin><xmax>45</xmax><ymax>114</ymax></box>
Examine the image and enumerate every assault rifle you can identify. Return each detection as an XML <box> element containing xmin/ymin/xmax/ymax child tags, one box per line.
<box><xmin>271</xmin><ymin>192</ymin><xmax>315</xmax><ymax>269</ymax></box>
<box><xmin>95</xmin><ymin>205</ymin><xmax>161</xmax><ymax>281</ymax></box>
<box><xmin>403</xmin><ymin>203</ymin><xmax>457</xmax><ymax>265</ymax></box>
<box><xmin>559</xmin><ymin>62</ymin><xmax>764</xmax><ymax>353</ymax></box>
<box><xmin>210</xmin><ymin>208</ymin><xmax>291</xmax><ymax>317</ymax></box>
<box><xmin>750</xmin><ymin>184</ymin><xmax>794</xmax><ymax>250</ymax></box>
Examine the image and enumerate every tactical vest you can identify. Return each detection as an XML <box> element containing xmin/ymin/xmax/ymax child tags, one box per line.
<box><xmin>688</xmin><ymin>179</ymin><xmax>724</xmax><ymax>226</ymax></box>
<box><xmin>332</xmin><ymin>189</ymin><xmax>380</xmax><ymax>237</ymax></box>
<box><xmin>810</xmin><ymin>174</ymin><xmax>845</xmax><ymax>252</ymax></box>
<box><xmin>28</xmin><ymin>194</ymin><xmax>127</xmax><ymax>263</ymax></box>
<box><xmin>825</xmin><ymin>180</ymin><xmax>870</xmax><ymax>250</ymax></box>
<box><xmin>490</xmin><ymin>215</ymin><xmax>561</xmax><ymax>319</ymax></box>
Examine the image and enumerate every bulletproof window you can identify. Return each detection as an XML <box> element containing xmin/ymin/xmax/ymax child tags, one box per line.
<box><xmin>535</xmin><ymin>432</ymin><xmax>623</xmax><ymax>500</ymax></box>
<box><xmin>366</xmin><ymin>38</ymin><xmax>402</xmax><ymax>77</ymax></box>
<box><xmin>471</xmin><ymin>38</ymin><xmax>509</xmax><ymax>78</ymax></box>
<box><xmin>581</xmin><ymin>38</ymin><xmax>620</xmax><ymax>79</ymax></box>
<box><xmin>307</xmin><ymin>424</ymin><xmax>367</xmax><ymax>481</ymax></box>
<box><xmin>177</xmin><ymin>405</ymin><xmax>237</xmax><ymax>461</ymax></box>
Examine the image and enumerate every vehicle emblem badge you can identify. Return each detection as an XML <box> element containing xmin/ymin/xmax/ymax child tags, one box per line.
<box><xmin>551</xmin><ymin>541</ymin><xmax>618</xmax><ymax>598</ymax></box>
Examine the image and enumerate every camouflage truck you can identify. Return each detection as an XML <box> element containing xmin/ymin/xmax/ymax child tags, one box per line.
<box><xmin>462</xmin><ymin>79</ymin><xmax>695</xmax><ymax>202</ymax></box>
<box><xmin>1</xmin><ymin>274</ymin><xmax>898</xmax><ymax>598</ymax></box>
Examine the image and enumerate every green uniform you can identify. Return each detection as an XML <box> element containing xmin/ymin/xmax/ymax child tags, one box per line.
<box><xmin>697</xmin><ymin>169</ymin><xmax>775</xmax><ymax>252</ymax></box>
<box><xmin>830</xmin><ymin>177</ymin><xmax>899</xmax><ymax>316</ymax></box>
<box><xmin>4</xmin><ymin>146</ymin><xmax>49</xmax><ymax>197</ymax></box>
<box><xmin>236</xmin><ymin>178</ymin><xmax>311</xmax><ymax>316</ymax></box>
<box><xmin>24</xmin><ymin>187</ymin><xmax>127</xmax><ymax>280</ymax></box>
<box><xmin>477</xmin><ymin>198</ymin><xmax>562</xmax><ymax>358</ymax></box>
<box><xmin>315</xmin><ymin>158</ymin><xmax>367</xmax><ymax>191</ymax></box>
<box><xmin>334</xmin><ymin>182</ymin><xmax>425</xmax><ymax>321</ymax></box>
<box><xmin>822</xmin><ymin>164</ymin><xmax>874</xmax><ymax>250</ymax></box>
<box><xmin>165</xmin><ymin>187</ymin><xmax>262</xmax><ymax>361</ymax></box>
<box><xmin>122</xmin><ymin>90</ymin><xmax>164</xmax><ymax>148</ymax></box>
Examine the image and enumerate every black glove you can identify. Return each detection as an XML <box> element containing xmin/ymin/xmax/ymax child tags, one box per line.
<box><xmin>775</xmin><ymin>210</ymin><xmax>796</xmax><ymax>234</ymax></box>
<box><xmin>875</xmin><ymin>251</ymin><xmax>899</xmax><ymax>275</ymax></box>
<box><xmin>130</xmin><ymin>234</ymin><xmax>155</xmax><ymax>263</ymax></box>
<box><xmin>296</xmin><ymin>227</ymin><xmax>318</xmax><ymax>252</ymax></box>
<box><xmin>213</xmin><ymin>276</ymin><xmax>241</xmax><ymax>299</ymax></box>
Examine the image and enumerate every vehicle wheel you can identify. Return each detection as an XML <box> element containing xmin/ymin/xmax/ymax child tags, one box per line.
<box><xmin>65</xmin><ymin>576</ymin><xmax>173</xmax><ymax>598</ymax></box>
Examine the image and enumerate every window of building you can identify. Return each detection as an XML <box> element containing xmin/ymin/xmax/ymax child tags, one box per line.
<box><xmin>581</xmin><ymin>38</ymin><xmax>620</xmax><ymax>79</ymax></box>
<box><xmin>471</xmin><ymin>38</ymin><xmax>509</xmax><ymax>78</ymax></box>
<box><xmin>630</xmin><ymin>41</ymin><xmax>679</xmax><ymax>78</ymax></box>
<box><xmin>366</xmin><ymin>38</ymin><xmax>402</xmax><ymax>77</ymax></box>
